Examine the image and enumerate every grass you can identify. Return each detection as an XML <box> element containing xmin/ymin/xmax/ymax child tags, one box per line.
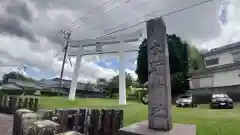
<box><xmin>39</xmin><ymin>96</ymin><xmax>240</xmax><ymax>135</ymax></box>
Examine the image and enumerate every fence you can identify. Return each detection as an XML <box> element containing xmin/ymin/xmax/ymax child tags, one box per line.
<box><xmin>13</xmin><ymin>108</ymin><xmax>123</xmax><ymax>135</ymax></box>
<box><xmin>189</xmin><ymin>85</ymin><xmax>240</xmax><ymax>104</ymax></box>
<box><xmin>0</xmin><ymin>94</ymin><xmax>39</xmax><ymax>114</ymax></box>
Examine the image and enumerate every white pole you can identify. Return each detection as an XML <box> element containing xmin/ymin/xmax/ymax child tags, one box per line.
<box><xmin>119</xmin><ymin>50</ymin><xmax>126</xmax><ymax>105</ymax></box>
<box><xmin>68</xmin><ymin>49</ymin><xmax>83</xmax><ymax>100</ymax></box>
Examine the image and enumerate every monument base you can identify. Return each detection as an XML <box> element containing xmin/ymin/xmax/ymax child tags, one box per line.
<box><xmin>117</xmin><ymin>120</ymin><xmax>196</xmax><ymax>135</ymax></box>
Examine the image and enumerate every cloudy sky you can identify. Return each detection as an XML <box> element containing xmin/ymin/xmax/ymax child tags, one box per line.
<box><xmin>0</xmin><ymin>0</ymin><xmax>238</xmax><ymax>83</ymax></box>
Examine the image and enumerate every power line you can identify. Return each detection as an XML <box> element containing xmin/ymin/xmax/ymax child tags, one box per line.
<box><xmin>78</xmin><ymin>0</ymin><xmax>132</xmax><ymax>28</ymax></box>
<box><xmin>58</xmin><ymin>0</ymin><xmax>120</xmax><ymax>35</ymax></box>
<box><xmin>77</xmin><ymin>0</ymin><xmax>157</xmax><ymax>35</ymax></box>
<box><xmin>77</xmin><ymin>0</ymin><xmax>133</xmax><ymax>29</ymax></box>
<box><xmin>99</xmin><ymin>0</ymin><xmax>215</xmax><ymax>37</ymax></box>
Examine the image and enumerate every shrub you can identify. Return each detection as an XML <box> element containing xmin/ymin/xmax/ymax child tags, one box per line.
<box><xmin>0</xmin><ymin>89</ymin><xmax>24</xmax><ymax>95</ymax></box>
<box><xmin>40</xmin><ymin>90</ymin><xmax>61</xmax><ymax>96</ymax></box>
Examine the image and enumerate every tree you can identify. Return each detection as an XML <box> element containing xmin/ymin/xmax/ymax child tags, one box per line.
<box><xmin>135</xmin><ymin>34</ymin><xmax>203</xmax><ymax>96</ymax></box>
<box><xmin>96</xmin><ymin>73</ymin><xmax>134</xmax><ymax>98</ymax></box>
<box><xmin>2</xmin><ymin>71</ymin><xmax>36</xmax><ymax>84</ymax></box>
<box><xmin>107</xmin><ymin>73</ymin><xmax>133</xmax><ymax>89</ymax></box>
<box><xmin>188</xmin><ymin>45</ymin><xmax>205</xmax><ymax>72</ymax></box>
<box><xmin>135</xmin><ymin>39</ymin><xmax>148</xmax><ymax>84</ymax></box>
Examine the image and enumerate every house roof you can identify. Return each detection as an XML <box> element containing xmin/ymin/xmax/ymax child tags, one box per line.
<box><xmin>8</xmin><ymin>80</ymin><xmax>42</xmax><ymax>90</ymax></box>
<box><xmin>0</xmin><ymin>83</ymin><xmax>23</xmax><ymax>90</ymax></box>
<box><xmin>189</xmin><ymin>62</ymin><xmax>240</xmax><ymax>77</ymax></box>
<box><xmin>36</xmin><ymin>79</ymin><xmax>101</xmax><ymax>92</ymax></box>
<box><xmin>204</xmin><ymin>41</ymin><xmax>240</xmax><ymax>56</ymax></box>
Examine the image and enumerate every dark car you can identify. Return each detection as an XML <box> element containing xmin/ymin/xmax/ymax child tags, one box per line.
<box><xmin>210</xmin><ymin>93</ymin><xmax>234</xmax><ymax>109</ymax></box>
<box><xmin>176</xmin><ymin>94</ymin><xmax>197</xmax><ymax>108</ymax></box>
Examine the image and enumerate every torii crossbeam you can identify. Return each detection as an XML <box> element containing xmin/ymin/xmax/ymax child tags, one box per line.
<box><xmin>67</xmin><ymin>30</ymin><xmax>143</xmax><ymax>105</ymax></box>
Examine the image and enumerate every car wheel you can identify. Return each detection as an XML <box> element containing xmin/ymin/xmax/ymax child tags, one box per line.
<box><xmin>140</xmin><ymin>93</ymin><xmax>148</xmax><ymax>105</ymax></box>
<box><xmin>210</xmin><ymin>104</ymin><xmax>216</xmax><ymax>109</ymax></box>
<box><xmin>227</xmin><ymin>105</ymin><xmax>234</xmax><ymax>109</ymax></box>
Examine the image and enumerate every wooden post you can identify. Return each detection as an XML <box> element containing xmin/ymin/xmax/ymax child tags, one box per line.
<box><xmin>3</xmin><ymin>95</ymin><xmax>8</xmax><ymax>113</ymax></box>
<box><xmin>100</xmin><ymin>109</ymin><xmax>112</xmax><ymax>135</ymax></box>
<box><xmin>78</xmin><ymin>109</ymin><xmax>87</xmax><ymax>133</ymax></box>
<box><xmin>73</xmin><ymin>109</ymin><xmax>80</xmax><ymax>131</ymax></box>
<box><xmin>0</xmin><ymin>94</ymin><xmax>3</xmax><ymax>112</ymax></box>
<box><xmin>58</xmin><ymin>109</ymin><xmax>69</xmax><ymax>132</ymax></box>
<box><xmin>8</xmin><ymin>96</ymin><xmax>13</xmax><ymax>114</ymax></box>
<box><xmin>29</xmin><ymin>98</ymin><xmax>34</xmax><ymax>111</ymax></box>
<box><xmin>18</xmin><ymin>98</ymin><xmax>23</xmax><ymax>109</ymax></box>
<box><xmin>23</xmin><ymin>98</ymin><xmax>28</xmax><ymax>109</ymax></box>
<box><xmin>33</xmin><ymin>98</ymin><xmax>39</xmax><ymax>112</ymax></box>
<box><xmin>9</xmin><ymin>96</ymin><xmax>17</xmax><ymax>114</ymax></box>
<box><xmin>89</xmin><ymin>109</ymin><xmax>100</xmax><ymax>135</ymax></box>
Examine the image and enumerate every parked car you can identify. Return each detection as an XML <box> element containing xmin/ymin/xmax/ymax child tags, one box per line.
<box><xmin>140</xmin><ymin>92</ymin><xmax>148</xmax><ymax>105</ymax></box>
<box><xmin>176</xmin><ymin>94</ymin><xmax>197</xmax><ymax>108</ymax></box>
<box><xmin>210</xmin><ymin>93</ymin><xmax>234</xmax><ymax>109</ymax></box>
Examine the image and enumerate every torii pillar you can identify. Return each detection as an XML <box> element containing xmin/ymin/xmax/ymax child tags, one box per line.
<box><xmin>119</xmin><ymin>50</ymin><xmax>126</xmax><ymax>105</ymax></box>
<box><xmin>68</xmin><ymin>49</ymin><xmax>127</xmax><ymax>105</ymax></box>
<box><xmin>67</xmin><ymin>31</ymin><xmax>142</xmax><ymax>104</ymax></box>
<box><xmin>68</xmin><ymin>47</ymin><xmax>83</xmax><ymax>101</ymax></box>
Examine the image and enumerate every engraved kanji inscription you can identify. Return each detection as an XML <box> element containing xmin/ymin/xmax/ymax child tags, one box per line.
<box><xmin>147</xmin><ymin>17</ymin><xmax>172</xmax><ymax>131</ymax></box>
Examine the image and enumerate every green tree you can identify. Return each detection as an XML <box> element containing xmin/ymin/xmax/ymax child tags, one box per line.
<box><xmin>135</xmin><ymin>34</ymin><xmax>203</xmax><ymax>96</ymax></box>
<box><xmin>188</xmin><ymin>45</ymin><xmax>205</xmax><ymax>72</ymax></box>
<box><xmin>135</xmin><ymin>39</ymin><xmax>148</xmax><ymax>84</ymax></box>
<box><xmin>108</xmin><ymin>73</ymin><xmax>133</xmax><ymax>89</ymax></box>
<box><xmin>97</xmin><ymin>73</ymin><xmax>134</xmax><ymax>98</ymax></box>
<box><xmin>2</xmin><ymin>71</ymin><xmax>36</xmax><ymax>84</ymax></box>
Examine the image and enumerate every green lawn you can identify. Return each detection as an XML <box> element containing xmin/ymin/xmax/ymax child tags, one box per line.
<box><xmin>39</xmin><ymin>97</ymin><xmax>240</xmax><ymax>135</ymax></box>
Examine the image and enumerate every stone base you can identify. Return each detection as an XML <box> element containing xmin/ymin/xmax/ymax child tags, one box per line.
<box><xmin>117</xmin><ymin>120</ymin><xmax>196</xmax><ymax>135</ymax></box>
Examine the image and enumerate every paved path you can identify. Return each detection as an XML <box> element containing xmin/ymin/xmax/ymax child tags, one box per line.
<box><xmin>0</xmin><ymin>113</ymin><xmax>13</xmax><ymax>135</ymax></box>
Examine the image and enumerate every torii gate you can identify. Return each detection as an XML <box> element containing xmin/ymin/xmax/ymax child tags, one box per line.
<box><xmin>67</xmin><ymin>30</ymin><xmax>143</xmax><ymax>104</ymax></box>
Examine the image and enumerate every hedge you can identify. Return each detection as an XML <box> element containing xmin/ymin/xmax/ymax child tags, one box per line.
<box><xmin>0</xmin><ymin>89</ymin><xmax>63</xmax><ymax>97</ymax></box>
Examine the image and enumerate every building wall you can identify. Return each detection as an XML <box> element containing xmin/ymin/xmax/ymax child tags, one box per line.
<box><xmin>205</xmin><ymin>52</ymin><xmax>234</xmax><ymax>68</ymax></box>
<box><xmin>190</xmin><ymin>69</ymin><xmax>240</xmax><ymax>89</ymax></box>
<box><xmin>213</xmin><ymin>69</ymin><xmax>240</xmax><ymax>87</ymax></box>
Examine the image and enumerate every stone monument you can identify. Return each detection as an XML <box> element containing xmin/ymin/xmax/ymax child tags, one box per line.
<box><xmin>117</xmin><ymin>17</ymin><xmax>196</xmax><ymax>135</ymax></box>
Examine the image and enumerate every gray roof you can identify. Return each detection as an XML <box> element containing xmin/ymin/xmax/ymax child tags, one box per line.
<box><xmin>36</xmin><ymin>79</ymin><xmax>101</xmax><ymax>92</ymax></box>
<box><xmin>189</xmin><ymin>62</ymin><xmax>240</xmax><ymax>76</ymax></box>
<box><xmin>8</xmin><ymin>80</ymin><xmax>42</xmax><ymax>90</ymax></box>
<box><xmin>204</xmin><ymin>41</ymin><xmax>240</xmax><ymax>56</ymax></box>
<box><xmin>0</xmin><ymin>83</ymin><xmax>22</xmax><ymax>90</ymax></box>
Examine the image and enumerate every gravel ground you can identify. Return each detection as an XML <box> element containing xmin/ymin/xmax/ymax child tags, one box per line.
<box><xmin>0</xmin><ymin>113</ymin><xmax>13</xmax><ymax>135</ymax></box>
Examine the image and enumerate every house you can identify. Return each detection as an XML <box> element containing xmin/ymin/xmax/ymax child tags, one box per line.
<box><xmin>0</xmin><ymin>78</ymin><xmax>106</xmax><ymax>98</ymax></box>
<box><xmin>36</xmin><ymin>78</ymin><xmax>107</xmax><ymax>98</ymax></box>
<box><xmin>189</xmin><ymin>41</ymin><xmax>240</xmax><ymax>89</ymax></box>
<box><xmin>1</xmin><ymin>79</ymin><xmax>42</xmax><ymax>90</ymax></box>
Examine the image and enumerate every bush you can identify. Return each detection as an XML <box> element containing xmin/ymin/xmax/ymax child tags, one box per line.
<box><xmin>40</xmin><ymin>90</ymin><xmax>61</xmax><ymax>96</ymax></box>
<box><xmin>0</xmin><ymin>89</ymin><xmax>24</xmax><ymax>95</ymax></box>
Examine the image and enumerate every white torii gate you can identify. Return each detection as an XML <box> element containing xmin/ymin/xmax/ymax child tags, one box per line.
<box><xmin>67</xmin><ymin>30</ymin><xmax>143</xmax><ymax>104</ymax></box>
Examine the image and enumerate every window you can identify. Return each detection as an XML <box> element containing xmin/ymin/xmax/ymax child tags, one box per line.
<box><xmin>205</xmin><ymin>58</ymin><xmax>219</xmax><ymax>66</ymax></box>
<box><xmin>232</xmin><ymin>52</ymin><xmax>240</xmax><ymax>62</ymax></box>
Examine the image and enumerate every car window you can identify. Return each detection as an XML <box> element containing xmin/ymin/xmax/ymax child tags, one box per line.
<box><xmin>212</xmin><ymin>94</ymin><xmax>228</xmax><ymax>98</ymax></box>
<box><xmin>179</xmin><ymin>95</ymin><xmax>191</xmax><ymax>98</ymax></box>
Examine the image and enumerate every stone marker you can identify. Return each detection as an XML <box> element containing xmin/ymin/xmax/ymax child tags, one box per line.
<box><xmin>117</xmin><ymin>17</ymin><xmax>196</xmax><ymax>135</ymax></box>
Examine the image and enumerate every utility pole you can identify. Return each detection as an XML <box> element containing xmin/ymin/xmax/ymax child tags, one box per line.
<box><xmin>59</xmin><ymin>30</ymin><xmax>71</xmax><ymax>96</ymax></box>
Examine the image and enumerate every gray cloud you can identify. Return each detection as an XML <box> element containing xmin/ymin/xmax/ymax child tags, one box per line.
<box><xmin>0</xmin><ymin>0</ymin><xmax>234</xmax><ymax>81</ymax></box>
<box><xmin>164</xmin><ymin>0</ymin><xmax>223</xmax><ymax>43</ymax></box>
<box><xmin>0</xmin><ymin>14</ymin><xmax>36</xmax><ymax>42</ymax></box>
<box><xmin>5</xmin><ymin>0</ymin><xmax>33</xmax><ymax>22</ymax></box>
